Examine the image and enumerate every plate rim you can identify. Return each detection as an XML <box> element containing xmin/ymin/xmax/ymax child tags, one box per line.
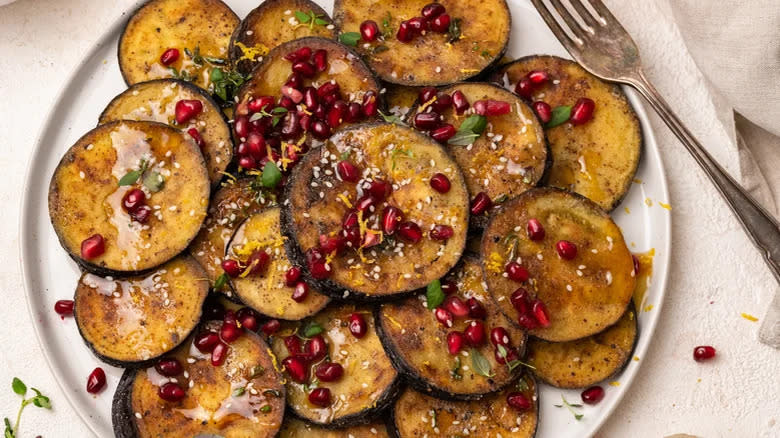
<box><xmin>18</xmin><ymin>0</ymin><xmax>672</xmax><ymax>436</ymax></box>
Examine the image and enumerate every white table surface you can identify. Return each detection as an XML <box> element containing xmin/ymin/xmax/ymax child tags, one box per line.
<box><xmin>1</xmin><ymin>0</ymin><xmax>778</xmax><ymax>437</ymax></box>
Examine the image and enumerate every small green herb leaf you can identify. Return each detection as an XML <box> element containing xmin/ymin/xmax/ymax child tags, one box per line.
<box><xmin>314</xmin><ymin>17</ymin><xmax>329</xmax><ymax>25</ymax></box>
<box><xmin>381</xmin><ymin>12</ymin><xmax>394</xmax><ymax>38</ymax></box>
<box><xmin>294</xmin><ymin>10</ymin><xmax>310</xmax><ymax>22</ymax></box>
<box><xmin>250</xmin><ymin>365</ymin><xmax>265</xmax><ymax>378</ymax></box>
<box><xmin>302</xmin><ymin>322</ymin><xmax>324</xmax><ymax>338</ymax></box>
<box><xmin>4</xmin><ymin>417</ymin><xmax>13</xmax><ymax>438</ymax></box>
<box><xmin>449</xmin><ymin>115</ymin><xmax>487</xmax><ymax>146</ymax></box>
<box><xmin>450</xmin><ymin>357</ymin><xmax>463</xmax><ymax>381</ymax></box>
<box><xmin>546</xmin><ymin>105</ymin><xmax>572</xmax><ymax>128</ymax></box>
<box><xmin>372</xmin><ymin>44</ymin><xmax>389</xmax><ymax>54</ymax></box>
<box><xmin>470</xmin><ymin>348</ymin><xmax>494</xmax><ymax>378</ymax></box>
<box><xmin>118</xmin><ymin>169</ymin><xmax>143</xmax><ymax>186</ymax></box>
<box><xmin>426</xmin><ymin>279</ymin><xmax>444</xmax><ymax>310</ymax></box>
<box><xmin>260</xmin><ymin>405</ymin><xmax>272</xmax><ymax>413</ymax></box>
<box><xmin>143</xmin><ymin>170</ymin><xmax>165</xmax><ymax>193</ymax></box>
<box><xmin>232</xmin><ymin>387</ymin><xmax>246</xmax><ymax>397</ymax></box>
<box><xmin>379</xmin><ymin>110</ymin><xmax>405</xmax><ymax>125</ymax></box>
<box><xmin>556</xmin><ymin>394</ymin><xmax>584</xmax><ymax>421</ymax></box>
<box><xmin>447</xmin><ymin>17</ymin><xmax>462</xmax><ymax>43</ymax></box>
<box><xmin>214</xmin><ymin>273</ymin><xmax>228</xmax><ymax>291</ymax></box>
<box><xmin>261</xmin><ymin>161</ymin><xmax>282</xmax><ymax>188</ymax></box>
<box><xmin>339</xmin><ymin>32</ymin><xmax>362</xmax><ymax>47</ymax></box>
<box><xmin>11</xmin><ymin>379</ymin><xmax>25</xmax><ymax>396</ymax></box>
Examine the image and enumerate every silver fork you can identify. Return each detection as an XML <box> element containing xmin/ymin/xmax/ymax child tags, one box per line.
<box><xmin>531</xmin><ymin>0</ymin><xmax>780</xmax><ymax>283</ymax></box>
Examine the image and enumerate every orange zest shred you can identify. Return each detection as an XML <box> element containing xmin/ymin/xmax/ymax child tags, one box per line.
<box><xmin>741</xmin><ymin>313</ymin><xmax>758</xmax><ymax>322</ymax></box>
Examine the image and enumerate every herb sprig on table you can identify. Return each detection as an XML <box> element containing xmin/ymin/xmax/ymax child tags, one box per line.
<box><xmin>4</xmin><ymin>378</ymin><xmax>51</xmax><ymax>438</ymax></box>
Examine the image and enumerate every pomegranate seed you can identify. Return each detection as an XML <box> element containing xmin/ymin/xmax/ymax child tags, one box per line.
<box><xmin>355</xmin><ymin>195</ymin><xmax>377</xmax><ymax>212</ymax></box>
<box><xmin>159</xmin><ymin>48</ymin><xmax>179</xmax><ymax>66</ymax></box>
<box><xmin>292</xmin><ymin>61</ymin><xmax>316</xmax><ymax>78</ymax></box>
<box><xmin>327</xmin><ymin>102</ymin><xmax>347</xmax><ymax>129</ymax></box>
<box><xmin>413</xmin><ymin>112</ymin><xmax>441</xmax><ymax>130</ymax></box>
<box><xmin>362</xmin><ymin>231</ymin><xmax>381</xmax><ymax>248</ymax></box>
<box><xmin>282</xmin><ymin>86</ymin><xmax>304</xmax><ymax>105</ymax></box>
<box><xmin>446</xmin><ymin>331</ymin><xmax>464</xmax><ymax>355</ymax></box>
<box><xmin>407</xmin><ymin>17</ymin><xmax>426</xmax><ymax>33</ymax></box>
<box><xmin>248</xmin><ymin>96</ymin><xmax>274</xmax><ymax>113</ymax></box>
<box><xmin>211</xmin><ymin>342</ymin><xmax>229</xmax><ymax>365</ymax></box>
<box><xmin>430</xmin><ymin>124</ymin><xmax>456</xmax><ymax>143</ymax></box>
<box><xmin>318</xmin><ymin>82</ymin><xmax>340</xmax><ymax>98</ymax></box>
<box><xmin>527</xmin><ymin>218</ymin><xmax>545</xmax><ymax>241</ymax></box>
<box><xmin>431</xmin><ymin>93</ymin><xmax>453</xmax><ymax>112</ymax></box>
<box><xmin>430</xmin><ymin>14</ymin><xmax>450</xmax><ymax>33</ymax></box>
<box><xmin>510</xmin><ymin>288</ymin><xmax>531</xmax><ymax>315</ymax></box>
<box><xmin>569</xmin><ymin>98</ymin><xmax>595</xmax><ymax>125</ymax></box>
<box><xmin>292</xmin><ymin>282</ymin><xmax>309</xmax><ymax>302</ymax></box>
<box><xmin>362</xmin><ymin>91</ymin><xmax>378</xmax><ymax>117</ymax></box>
<box><xmin>303</xmin><ymin>87</ymin><xmax>319</xmax><ymax>111</ymax></box>
<box><xmin>130</xmin><ymin>205</ymin><xmax>152</xmax><ymax>224</ymax></box>
<box><xmin>281</xmin><ymin>267</ymin><xmax>301</xmax><ymax>287</ymax></box>
<box><xmin>505</xmin><ymin>262</ymin><xmax>529</xmax><ymax>283</ymax></box>
<box><xmin>342</xmin><ymin>210</ymin><xmax>359</xmax><ymax>229</ymax></box>
<box><xmin>234</xmin><ymin>115</ymin><xmax>249</xmax><ymax>138</ymax></box>
<box><xmin>54</xmin><ymin>299</ymin><xmax>74</xmax><ymax>316</ymax></box>
<box><xmin>430</xmin><ymin>224</ymin><xmax>454</xmax><ymax>241</ymax></box>
<box><xmin>310</xmin><ymin>119</ymin><xmax>331</xmax><ymax>140</ymax></box>
<box><xmin>308</xmin><ymin>387</ymin><xmax>331</xmax><ymax>407</ymax></box>
<box><xmin>284</xmin><ymin>46</ymin><xmax>312</xmax><ymax>62</ymax></box>
<box><xmin>175</xmin><ymin>99</ymin><xmax>203</xmax><ymax>124</ymax></box>
<box><xmin>121</xmin><ymin>189</ymin><xmax>145</xmax><ymax>213</ymax></box>
<box><xmin>360</xmin><ymin>20</ymin><xmax>380</xmax><ymax>42</ymax></box>
<box><xmin>309</xmin><ymin>259</ymin><xmax>331</xmax><ymax>279</ymax></box>
<box><xmin>282</xmin><ymin>356</ymin><xmax>308</xmax><ymax>383</ymax></box>
<box><xmin>367</xmin><ymin>179</ymin><xmax>392</xmax><ymax>200</ymax></box>
<box><xmin>474</xmin><ymin>99</ymin><xmax>510</xmax><ymax>116</ymax></box>
<box><xmin>490</xmin><ymin>327</ymin><xmax>511</xmax><ymax>347</ymax></box>
<box><xmin>397</xmin><ymin>21</ymin><xmax>414</xmax><ymax>42</ymax></box>
<box><xmin>430</xmin><ymin>173</ymin><xmax>451</xmax><ymax>193</ymax></box>
<box><xmin>236</xmin><ymin>307</ymin><xmax>259</xmax><ymax>331</ymax></box>
<box><xmin>221</xmin><ymin>319</ymin><xmax>241</xmax><ymax>344</ymax></box>
<box><xmin>443</xmin><ymin>296</ymin><xmax>469</xmax><ymax>317</ymax></box>
<box><xmin>315</xmin><ymin>362</ymin><xmax>344</xmax><ymax>382</ymax></box>
<box><xmin>187</xmin><ymin>128</ymin><xmax>205</xmax><ymax>148</ymax></box>
<box><xmin>398</xmin><ymin>221</ymin><xmax>423</xmax><ymax>243</ymax></box>
<box><xmin>278</xmin><ymin>95</ymin><xmax>296</xmax><ymax>110</ymax></box>
<box><xmin>517</xmin><ymin>314</ymin><xmax>538</xmax><ymax>330</ymax></box>
<box><xmin>155</xmin><ymin>358</ymin><xmax>183</xmax><ymax>376</ymax></box>
<box><xmin>158</xmin><ymin>382</ymin><xmax>186</xmax><ymax>402</ymax></box>
<box><xmin>313</xmin><ymin>49</ymin><xmax>328</xmax><ymax>72</ymax></box>
<box><xmin>531</xmin><ymin>299</ymin><xmax>550</xmax><ymax>327</ymax></box>
<box><xmin>532</xmin><ymin>101</ymin><xmax>552</xmax><ymax>123</ymax></box>
<box><xmin>441</xmin><ymin>280</ymin><xmax>458</xmax><ymax>295</ymax></box>
<box><xmin>302</xmin><ymin>335</ymin><xmax>328</xmax><ymax>362</ymax></box>
<box><xmin>349</xmin><ymin>313</ymin><xmax>367</xmax><ymax>338</ymax></box>
<box><xmin>221</xmin><ymin>259</ymin><xmax>242</xmax><ymax>277</ymax></box>
<box><xmin>470</xmin><ymin>192</ymin><xmax>492</xmax><ymax>216</ymax></box>
<box><xmin>194</xmin><ymin>331</ymin><xmax>220</xmax><ymax>353</ymax></box>
<box><xmin>381</xmin><ymin>206</ymin><xmax>403</xmax><ymax>235</ymax></box>
<box><xmin>527</xmin><ymin>70</ymin><xmax>549</xmax><ymax>85</ymax></box>
<box><xmin>80</xmin><ymin>234</ymin><xmax>105</xmax><ymax>260</ymax></box>
<box><xmin>464</xmin><ymin>321</ymin><xmax>486</xmax><ymax>346</ymax></box>
<box><xmin>434</xmin><ymin>307</ymin><xmax>453</xmax><ymax>327</ymax></box>
<box><xmin>632</xmin><ymin>255</ymin><xmax>640</xmax><ymax>275</ymax></box>
<box><xmin>555</xmin><ymin>240</ymin><xmax>577</xmax><ymax>260</ymax></box>
<box><xmin>421</xmin><ymin>3</ymin><xmax>446</xmax><ymax>19</ymax></box>
<box><xmin>452</xmin><ymin>90</ymin><xmax>470</xmax><ymax>114</ymax></box>
<box><xmin>247</xmin><ymin>133</ymin><xmax>266</xmax><ymax>160</ymax></box>
<box><xmin>284</xmin><ymin>335</ymin><xmax>302</xmax><ymax>355</ymax></box>
<box><xmin>506</xmin><ymin>392</ymin><xmax>531</xmax><ymax>411</ymax></box>
<box><xmin>238</xmin><ymin>156</ymin><xmax>257</xmax><ymax>170</ymax></box>
<box><xmin>86</xmin><ymin>367</ymin><xmax>106</xmax><ymax>394</ymax></box>
<box><xmin>495</xmin><ymin>346</ymin><xmax>519</xmax><ymax>364</ymax></box>
<box><xmin>247</xmin><ymin>250</ymin><xmax>270</xmax><ymax>276</ymax></box>
<box><xmin>581</xmin><ymin>386</ymin><xmax>605</xmax><ymax>404</ymax></box>
<box><xmin>693</xmin><ymin>346</ymin><xmax>716</xmax><ymax>362</ymax></box>
<box><xmin>337</xmin><ymin>160</ymin><xmax>360</xmax><ymax>182</ymax></box>
<box><xmin>419</xmin><ymin>87</ymin><xmax>437</xmax><ymax>103</ymax></box>
<box><xmin>515</xmin><ymin>78</ymin><xmax>534</xmax><ymax>99</ymax></box>
<box><xmin>261</xmin><ymin>319</ymin><xmax>280</xmax><ymax>336</ymax></box>
<box><xmin>466</xmin><ymin>298</ymin><xmax>487</xmax><ymax>319</ymax></box>
<box><xmin>345</xmin><ymin>102</ymin><xmax>362</xmax><ymax>122</ymax></box>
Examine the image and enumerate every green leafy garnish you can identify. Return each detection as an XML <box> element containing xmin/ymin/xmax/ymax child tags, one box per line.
<box><xmin>249</xmin><ymin>106</ymin><xmax>288</xmax><ymax>127</ymax></box>
<box><xmin>303</xmin><ymin>378</ymin><xmax>320</xmax><ymax>392</ymax></box>
<box><xmin>210</xmin><ymin>67</ymin><xmax>250</xmax><ymax>105</ymax></box>
<box><xmin>250</xmin><ymin>365</ymin><xmax>265</xmax><ymax>378</ymax></box>
<box><xmin>169</xmin><ymin>67</ymin><xmax>193</xmax><ymax>82</ymax></box>
<box><xmin>379</xmin><ymin>110</ymin><xmax>405</xmax><ymax>125</ymax></box>
<box><xmin>448</xmin><ymin>114</ymin><xmax>487</xmax><ymax>146</ymax></box>
<box><xmin>470</xmin><ymin>348</ymin><xmax>494</xmax><ymax>378</ymax></box>
<box><xmin>494</xmin><ymin>193</ymin><xmax>508</xmax><ymax>204</ymax></box>
<box><xmin>213</xmin><ymin>273</ymin><xmax>228</xmax><ymax>291</ymax></box>
<box><xmin>339</xmin><ymin>32</ymin><xmax>362</xmax><ymax>47</ymax></box>
<box><xmin>294</xmin><ymin>10</ymin><xmax>329</xmax><ymax>29</ymax></box>
<box><xmin>481</xmin><ymin>50</ymin><xmax>491</xmax><ymax>59</ymax></box>
<box><xmin>142</xmin><ymin>170</ymin><xmax>165</xmax><ymax>193</ymax></box>
<box><xmin>372</xmin><ymin>44</ymin><xmax>389</xmax><ymax>54</ymax></box>
<box><xmin>5</xmin><ymin>378</ymin><xmax>51</xmax><ymax>438</ymax></box>
<box><xmin>426</xmin><ymin>279</ymin><xmax>444</xmax><ymax>310</ymax></box>
<box><xmin>302</xmin><ymin>321</ymin><xmax>324</xmax><ymax>338</ymax></box>
<box><xmin>260</xmin><ymin>405</ymin><xmax>272</xmax><ymax>413</ymax></box>
<box><xmin>232</xmin><ymin>387</ymin><xmax>246</xmax><ymax>397</ymax></box>
<box><xmin>118</xmin><ymin>159</ymin><xmax>148</xmax><ymax>186</ymax></box>
<box><xmin>450</xmin><ymin>357</ymin><xmax>463</xmax><ymax>381</ymax></box>
<box><xmin>260</xmin><ymin>161</ymin><xmax>282</xmax><ymax>188</ymax></box>
<box><xmin>496</xmin><ymin>344</ymin><xmax>536</xmax><ymax>372</ymax></box>
<box><xmin>515</xmin><ymin>376</ymin><xmax>530</xmax><ymax>392</ymax></box>
<box><xmin>381</xmin><ymin>12</ymin><xmax>394</xmax><ymax>38</ymax></box>
<box><xmin>390</xmin><ymin>147</ymin><xmax>413</xmax><ymax>170</ymax></box>
<box><xmin>554</xmin><ymin>394</ymin><xmax>584</xmax><ymax>421</ymax></box>
<box><xmin>447</xmin><ymin>17</ymin><xmax>462</xmax><ymax>43</ymax></box>
<box><xmin>546</xmin><ymin>105</ymin><xmax>572</xmax><ymax>128</ymax></box>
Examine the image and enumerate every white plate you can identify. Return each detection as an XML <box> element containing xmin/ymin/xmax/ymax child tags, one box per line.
<box><xmin>20</xmin><ymin>0</ymin><xmax>671</xmax><ymax>436</ymax></box>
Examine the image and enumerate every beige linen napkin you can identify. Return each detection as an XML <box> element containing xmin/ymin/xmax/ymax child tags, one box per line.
<box><xmin>664</xmin><ymin>0</ymin><xmax>780</xmax><ymax>347</ymax></box>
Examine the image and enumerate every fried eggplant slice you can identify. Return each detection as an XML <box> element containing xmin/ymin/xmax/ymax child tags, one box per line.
<box><xmin>384</xmin><ymin>84</ymin><xmax>420</xmax><ymax>122</ymax></box>
<box><xmin>48</xmin><ymin>120</ymin><xmax>210</xmax><ymax>275</ymax></box>
<box><xmin>281</xmin><ymin>417</ymin><xmax>390</xmax><ymax>437</ymax></box>
<box><xmin>481</xmin><ymin>188</ymin><xmax>636</xmax><ymax>342</ymax></box>
<box><xmin>230</xmin><ymin>0</ymin><xmax>336</xmax><ymax>74</ymax></box>
<box><xmin>491</xmin><ymin>55</ymin><xmax>642</xmax><ymax>210</ymax></box>
<box><xmin>377</xmin><ymin>256</ymin><xmax>527</xmax><ymax>400</ymax></box>
<box><xmin>390</xmin><ymin>374</ymin><xmax>538</xmax><ymax>438</ymax></box>
<box><xmin>527</xmin><ymin>304</ymin><xmax>638</xmax><ymax>388</ymax></box>
<box><xmin>282</xmin><ymin>123</ymin><xmax>469</xmax><ymax>300</ymax></box>
<box><xmin>333</xmin><ymin>0</ymin><xmax>511</xmax><ymax>86</ymax></box>
<box><xmin>74</xmin><ymin>255</ymin><xmax>208</xmax><ymax>366</ymax></box>
<box><xmin>99</xmin><ymin>79</ymin><xmax>232</xmax><ymax>187</ymax></box>
<box><xmin>269</xmin><ymin>304</ymin><xmax>400</xmax><ymax>427</ymax></box>
<box><xmin>188</xmin><ymin>178</ymin><xmax>270</xmax><ymax>298</ymax></box>
<box><xmin>112</xmin><ymin>326</ymin><xmax>285</xmax><ymax>438</ymax></box>
<box><xmin>225</xmin><ymin>208</ymin><xmax>330</xmax><ymax>320</ymax></box>
<box><xmin>118</xmin><ymin>0</ymin><xmax>239</xmax><ymax>90</ymax></box>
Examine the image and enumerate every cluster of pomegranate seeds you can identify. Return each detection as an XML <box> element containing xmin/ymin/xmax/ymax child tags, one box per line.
<box><xmin>221</xmin><ymin>250</ymin><xmax>270</xmax><ymax>279</ymax></box>
<box><xmin>693</xmin><ymin>345</ymin><xmax>716</xmax><ymax>362</ymax></box>
<box><xmin>581</xmin><ymin>385</ymin><xmax>605</xmax><ymax>405</ymax></box>
<box><xmin>54</xmin><ymin>299</ymin><xmax>74</xmax><ymax>318</ymax></box>
<box><xmin>80</xmin><ymin>234</ymin><xmax>105</xmax><ymax>260</ymax></box>
<box><xmin>515</xmin><ymin>69</ymin><xmax>596</xmax><ymax>126</ymax></box>
<box><xmin>86</xmin><ymin>367</ymin><xmax>106</xmax><ymax>394</ymax></box>
<box><xmin>511</xmin><ymin>287</ymin><xmax>550</xmax><ymax>330</ymax></box>
<box><xmin>191</xmin><ymin>304</ymin><xmax>261</xmax><ymax>373</ymax></box>
<box><xmin>154</xmin><ymin>358</ymin><xmax>187</xmax><ymax>402</ymax></box>
<box><xmin>397</xmin><ymin>3</ymin><xmax>451</xmax><ymax>43</ymax></box>
<box><xmin>122</xmin><ymin>188</ymin><xmax>152</xmax><ymax>224</ymax></box>
<box><xmin>282</xmin><ymin>266</ymin><xmax>314</xmax><ymax>303</ymax></box>
<box><xmin>175</xmin><ymin>99</ymin><xmax>203</xmax><ymax>124</ymax></box>
<box><xmin>159</xmin><ymin>48</ymin><xmax>179</xmax><ymax>66</ymax></box>
<box><xmin>506</xmin><ymin>391</ymin><xmax>532</xmax><ymax>411</ymax></box>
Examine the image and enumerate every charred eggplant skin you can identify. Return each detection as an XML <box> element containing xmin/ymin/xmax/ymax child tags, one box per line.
<box><xmin>112</xmin><ymin>368</ymin><xmax>140</xmax><ymax>438</ymax></box>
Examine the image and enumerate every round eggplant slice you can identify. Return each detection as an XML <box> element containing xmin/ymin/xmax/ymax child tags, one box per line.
<box><xmin>333</xmin><ymin>0</ymin><xmax>511</xmax><ymax>86</ymax></box>
<box><xmin>188</xmin><ymin>178</ymin><xmax>270</xmax><ymax>298</ymax></box>
<box><xmin>112</xmin><ymin>326</ymin><xmax>285</xmax><ymax>438</ymax></box>
<box><xmin>226</xmin><ymin>208</ymin><xmax>330</xmax><ymax>320</ymax></box>
<box><xmin>377</xmin><ymin>256</ymin><xmax>526</xmax><ymax>400</ymax></box>
<box><xmin>229</xmin><ymin>0</ymin><xmax>336</xmax><ymax>75</ymax></box>
<box><xmin>118</xmin><ymin>0</ymin><xmax>239</xmax><ymax>90</ymax></box>
<box><xmin>490</xmin><ymin>55</ymin><xmax>642</xmax><ymax>211</ymax></box>
<box><xmin>411</xmin><ymin>82</ymin><xmax>549</xmax><ymax>229</ymax></box>
<box><xmin>481</xmin><ymin>188</ymin><xmax>636</xmax><ymax>342</ymax></box>
<box><xmin>48</xmin><ymin>120</ymin><xmax>210</xmax><ymax>275</ymax></box>
<box><xmin>527</xmin><ymin>303</ymin><xmax>638</xmax><ymax>388</ymax></box>
<box><xmin>390</xmin><ymin>374</ymin><xmax>538</xmax><ymax>438</ymax></box>
<box><xmin>269</xmin><ymin>304</ymin><xmax>400</xmax><ymax>427</ymax></box>
<box><xmin>74</xmin><ymin>256</ymin><xmax>208</xmax><ymax>366</ymax></box>
<box><xmin>99</xmin><ymin>79</ymin><xmax>232</xmax><ymax>187</ymax></box>
<box><xmin>282</xmin><ymin>123</ymin><xmax>469</xmax><ymax>300</ymax></box>
<box><xmin>385</xmin><ymin>84</ymin><xmax>420</xmax><ymax>122</ymax></box>
<box><xmin>281</xmin><ymin>417</ymin><xmax>391</xmax><ymax>437</ymax></box>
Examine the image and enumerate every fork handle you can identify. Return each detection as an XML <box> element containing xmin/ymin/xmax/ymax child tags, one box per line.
<box><xmin>630</xmin><ymin>70</ymin><xmax>780</xmax><ymax>283</ymax></box>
